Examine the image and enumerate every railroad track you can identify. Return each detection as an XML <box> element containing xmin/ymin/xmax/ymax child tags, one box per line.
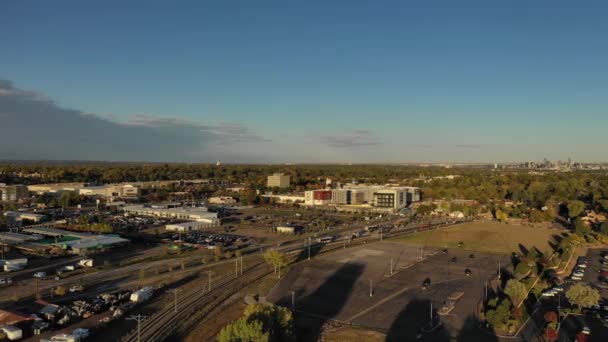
<box><xmin>121</xmin><ymin>219</ymin><xmax>469</xmax><ymax>342</ymax></box>
<box><xmin>122</xmin><ymin>262</ymin><xmax>268</xmax><ymax>342</ymax></box>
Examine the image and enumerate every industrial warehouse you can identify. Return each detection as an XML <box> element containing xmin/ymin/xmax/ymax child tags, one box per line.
<box><xmin>0</xmin><ymin>227</ymin><xmax>129</xmax><ymax>256</ymax></box>
<box><xmin>123</xmin><ymin>203</ymin><xmax>220</xmax><ymax>232</ymax></box>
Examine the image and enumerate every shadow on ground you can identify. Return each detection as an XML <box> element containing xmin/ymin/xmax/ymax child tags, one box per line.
<box><xmin>284</xmin><ymin>262</ymin><xmax>365</xmax><ymax>342</ymax></box>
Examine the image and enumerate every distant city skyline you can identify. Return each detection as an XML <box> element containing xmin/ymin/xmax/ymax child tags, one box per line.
<box><xmin>1</xmin><ymin>1</ymin><xmax>608</xmax><ymax>163</ymax></box>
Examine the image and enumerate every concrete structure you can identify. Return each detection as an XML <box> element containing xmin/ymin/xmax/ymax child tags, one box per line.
<box><xmin>207</xmin><ymin>196</ymin><xmax>237</xmax><ymax>205</ymax></box>
<box><xmin>267</xmin><ymin>173</ymin><xmax>290</xmax><ymax>188</ymax></box>
<box><xmin>0</xmin><ymin>184</ymin><xmax>28</xmax><ymax>201</ymax></box>
<box><xmin>165</xmin><ymin>220</ymin><xmax>218</xmax><ymax>232</ymax></box>
<box><xmin>123</xmin><ymin>205</ymin><xmax>219</xmax><ymax>223</ymax></box>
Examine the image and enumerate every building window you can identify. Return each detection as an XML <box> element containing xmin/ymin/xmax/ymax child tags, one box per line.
<box><xmin>375</xmin><ymin>193</ymin><xmax>395</xmax><ymax>208</ymax></box>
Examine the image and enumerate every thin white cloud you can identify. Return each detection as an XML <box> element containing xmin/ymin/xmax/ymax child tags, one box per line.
<box><xmin>0</xmin><ymin>79</ymin><xmax>271</xmax><ymax>162</ymax></box>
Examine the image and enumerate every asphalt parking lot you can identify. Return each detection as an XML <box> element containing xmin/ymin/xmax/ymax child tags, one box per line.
<box><xmin>558</xmin><ymin>314</ymin><xmax>608</xmax><ymax>342</ymax></box>
<box><xmin>582</xmin><ymin>248</ymin><xmax>608</xmax><ymax>296</ymax></box>
<box><xmin>268</xmin><ymin>241</ymin><xmax>510</xmax><ymax>341</ymax></box>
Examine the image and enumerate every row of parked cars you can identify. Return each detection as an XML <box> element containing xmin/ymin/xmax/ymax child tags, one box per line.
<box><xmin>566</xmin><ymin>256</ymin><xmax>589</xmax><ymax>282</ymax></box>
<box><xmin>170</xmin><ymin>231</ymin><xmax>252</xmax><ymax>250</ymax></box>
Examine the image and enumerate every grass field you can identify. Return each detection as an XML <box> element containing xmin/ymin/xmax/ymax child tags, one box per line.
<box><xmin>325</xmin><ymin>327</ymin><xmax>385</xmax><ymax>342</ymax></box>
<box><xmin>394</xmin><ymin>220</ymin><xmax>560</xmax><ymax>255</ymax></box>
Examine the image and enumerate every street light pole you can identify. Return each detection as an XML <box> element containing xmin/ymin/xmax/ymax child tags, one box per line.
<box><xmin>291</xmin><ymin>290</ymin><xmax>295</xmax><ymax>310</ymax></box>
<box><xmin>369</xmin><ymin>279</ymin><xmax>373</xmax><ymax>297</ymax></box>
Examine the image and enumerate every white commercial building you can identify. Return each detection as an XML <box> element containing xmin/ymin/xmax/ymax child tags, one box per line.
<box><xmin>78</xmin><ymin>184</ymin><xmax>139</xmax><ymax>198</ymax></box>
<box><xmin>261</xmin><ymin>194</ymin><xmax>305</xmax><ymax>204</ymax></box>
<box><xmin>124</xmin><ymin>204</ymin><xmax>220</xmax><ymax>231</ymax></box>
<box><xmin>165</xmin><ymin>220</ymin><xmax>218</xmax><ymax>232</ymax></box>
<box><xmin>207</xmin><ymin>196</ymin><xmax>237</xmax><ymax>205</ymax></box>
<box><xmin>267</xmin><ymin>173</ymin><xmax>290</xmax><ymax>188</ymax></box>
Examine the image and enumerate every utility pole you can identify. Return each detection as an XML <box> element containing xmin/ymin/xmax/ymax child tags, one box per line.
<box><xmin>380</xmin><ymin>228</ymin><xmax>383</xmax><ymax>241</ymax></box>
<box><xmin>498</xmin><ymin>261</ymin><xmax>501</xmax><ymax>280</ymax></box>
<box><xmin>420</xmin><ymin>246</ymin><xmax>423</xmax><ymax>261</ymax></box>
<box><xmin>308</xmin><ymin>237</ymin><xmax>311</xmax><ymax>260</ymax></box>
<box><xmin>127</xmin><ymin>314</ymin><xmax>148</xmax><ymax>342</ymax></box>
<box><xmin>485</xmin><ymin>281</ymin><xmax>488</xmax><ymax>300</ymax></box>
<box><xmin>291</xmin><ymin>290</ymin><xmax>295</xmax><ymax>310</ymax></box>
<box><xmin>390</xmin><ymin>257</ymin><xmax>394</xmax><ymax>275</ymax></box>
<box><xmin>430</xmin><ymin>302</ymin><xmax>433</xmax><ymax>323</ymax></box>
<box><xmin>167</xmin><ymin>288</ymin><xmax>181</xmax><ymax>313</ymax></box>
<box><xmin>235</xmin><ymin>258</ymin><xmax>238</xmax><ymax>278</ymax></box>
<box><xmin>369</xmin><ymin>279</ymin><xmax>373</xmax><ymax>297</ymax></box>
<box><xmin>240</xmin><ymin>256</ymin><xmax>243</xmax><ymax>276</ymax></box>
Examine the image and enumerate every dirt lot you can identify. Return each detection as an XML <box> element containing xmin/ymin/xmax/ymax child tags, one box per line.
<box><xmin>394</xmin><ymin>220</ymin><xmax>561</xmax><ymax>255</ymax></box>
<box><xmin>267</xmin><ymin>241</ymin><xmax>510</xmax><ymax>341</ymax></box>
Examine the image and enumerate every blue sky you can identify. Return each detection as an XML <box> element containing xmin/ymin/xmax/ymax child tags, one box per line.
<box><xmin>1</xmin><ymin>0</ymin><xmax>607</xmax><ymax>163</ymax></box>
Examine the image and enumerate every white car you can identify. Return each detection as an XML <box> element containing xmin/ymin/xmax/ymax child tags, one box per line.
<box><xmin>541</xmin><ymin>291</ymin><xmax>556</xmax><ymax>297</ymax></box>
<box><xmin>577</xmin><ymin>264</ymin><xmax>587</xmax><ymax>268</ymax></box>
<box><xmin>33</xmin><ymin>272</ymin><xmax>47</xmax><ymax>279</ymax></box>
<box><xmin>582</xmin><ymin>326</ymin><xmax>591</xmax><ymax>335</ymax></box>
<box><xmin>571</xmin><ymin>276</ymin><xmax>583</xmax><ymax>281</ymax></box>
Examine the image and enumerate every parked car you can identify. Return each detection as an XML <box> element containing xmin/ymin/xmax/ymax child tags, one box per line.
<box><xmin>465</xmin><ymin>269</ymin><xmax>472</xmax><ymax>276</ymax></box>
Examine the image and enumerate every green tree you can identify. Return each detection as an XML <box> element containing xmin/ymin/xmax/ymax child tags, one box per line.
<box><xmin>566</xmin><ymin>283</ymin><xmax>600</xmax><ymax>310</ymax></box>
<box><xmin>567</xmin><ymin>200</ymin><xmax>585</xmax><ymax>219</ymax></box>
<box><xmin>574</xmin><ymin>217</ymin><xmax>590</xmax><ymax>236</ymax></box>
<box><xmin>598</xmin><ymin>199</ymin><xmax>608</xmax><ymax>213</ymax></box>
<box><xmin>601</xmin><ymin>221</ymin><xmax>608</xmax><ymax>236</ymax></box>
<box><xmin>513</xmin><ymin>262</ymin><xmax>532</xmax><ymax>280</ymax></box>
<box><xmin>218</xmin><ymin>304</ymin><xmax>293</xmax><ymax>342</ymax></box>
<box><xmin>263</xmin><ymin>250</ymin><xmax>288</xmax><ymax>278</ymax></box>
<box><xmin>218</xmin><ymin>318</ymin><xmax>268</xmax><ymax>342</ymax></box>
<box><xmin>495</xmin><ymin>209</ymin><xmax>508</xmax><ymax>222</ymax></box>
<box><xmin>504</xmin><ymin>279</ymin><xmax>528</xmax><ymax>307</ymax></box>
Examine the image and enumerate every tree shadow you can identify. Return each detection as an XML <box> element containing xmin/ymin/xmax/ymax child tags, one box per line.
<box><xmin>284</xmin><ymin>262</ymin><xmax>365</xmax><ymax>342</ymax></box>
<box><xmin>518</xmin><ymin>244</ymin><xmax>529</xmax><ymax>256</ymax></box>
<box><xmin>385</xmin><ymin>298</ymin><xmax>450</xmax><ymax>342</ymax></box>
<box><xmin>457</xmin><ymin>315</ymin><xmax>498</xmax><ymax>342</ymax></box>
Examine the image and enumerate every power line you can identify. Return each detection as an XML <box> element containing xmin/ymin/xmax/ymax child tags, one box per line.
<box><xmin>127</xmin><ymin>314</ymin><xmax>148</xmax><ymax>342</ymax></box>
<box><xmin>166</xmin><ymin>288</ymin><xmax>181</xmax><ymax>313</ymax></box>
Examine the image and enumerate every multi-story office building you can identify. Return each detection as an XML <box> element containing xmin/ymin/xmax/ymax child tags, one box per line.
<box><xmin>372</xmin><ymin>188</ymin><xmax>407</xmax><ymax>210</ymax></box>
<box><xmin>267</xmin><ymin>173</ymin><xmax>291</xmax><ymax>188</ymax></box>
<box><xmin>305</xmin><ymin>190</ymin><xmax>332</xmax><ymax>205</ymax></box>
<box><xmin>0</xmin><ymin>184</ymin><xmax>28</xmax><ymax>201</ymax></box>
